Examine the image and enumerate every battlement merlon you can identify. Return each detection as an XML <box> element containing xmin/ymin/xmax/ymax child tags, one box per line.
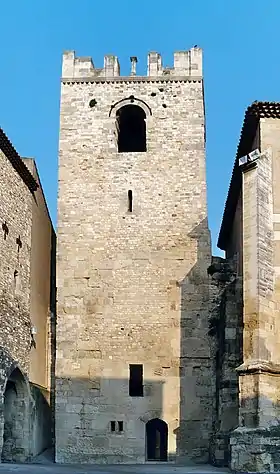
<box><xmin>148</xmin><ymin>47</ymin><xmax>202</xmax><ymax>77</ymax></box>
<box><xmin>61</xmin><ymin>47</ymin><xmax>202</xmax><ymax>80</ymax></box>
<box><xmin>61</xmin><ymin>51</ymin><xmax>120</xmax><ymax>79</ymax></box>
<box><xmin>173</xmin><ymin>47</ymin><xmax>202</xmax><ymax>77</ymax></box>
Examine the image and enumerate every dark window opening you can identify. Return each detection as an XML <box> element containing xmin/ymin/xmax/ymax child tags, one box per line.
<box><xmin>128</xmin><ymin>190</ymin><xmax>133</xmax><ymax>212</ymax></box>
<box><xmin>129</xmin><ymin>364</ymin><xmax>143</xmax><ymax>397</ymax></box>
<box><xmin>117</xmin><ymin>105</ymin><xmax>146</xmax><ymax>152</ymax></box>
<box><xmin>146</xmin><ymin>418</ymin><xmax>168</xmax><ymax>461</ymax></box>
<box><xmin>110</xmin><ymin>421</ymin><xmax>123</xmax><ymax>433</ymax></box>
<box><xmin>16</xmin><ymin>236</ymin><xmax>22</xmax><ymax>252</ymax></box>
<box><xmin>2</xmin><ymin>222</ymin><xmax>8</xmax><ymax>240</ymax></box>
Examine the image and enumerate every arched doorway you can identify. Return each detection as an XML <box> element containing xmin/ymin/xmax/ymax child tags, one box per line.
<box><xmin>2</xmin><ymin>368</ymin><xmax>30</xmax><ymax>462</ymax></box>
<box><xmin>146</xmin><ymin>418</ymin><xmax>168</xmax><ymax>461</ymax></box>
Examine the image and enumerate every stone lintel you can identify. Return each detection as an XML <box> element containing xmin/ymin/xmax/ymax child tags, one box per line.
<box><xmin>231</xmin><ymin>426</ymin><xmax>280</xmax><ymax>438</ymax></box>
<box><xmin>240</xmin><ymin>160</ymin><xmax>258</xmax><ymax>174</ymax></box>
<box><xmin>236</xmin><ymin>360</ymin><xmax>280</xmax><ymax>375</ymax></box>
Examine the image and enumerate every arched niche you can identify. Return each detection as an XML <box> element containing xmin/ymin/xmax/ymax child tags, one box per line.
<box><xmin>2</xmin><ymin>367</ymin><xmax>31</xmax><ymax>462</ymax></box>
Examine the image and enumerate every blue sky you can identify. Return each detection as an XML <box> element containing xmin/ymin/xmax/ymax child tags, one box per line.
<box><xmin>0</xmin><ymin>0</ymin><xmax>279</xmax><ymax>254</ymax></box>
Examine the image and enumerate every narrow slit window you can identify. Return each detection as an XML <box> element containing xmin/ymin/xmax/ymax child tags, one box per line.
<box><xmin>128</xmin><ymin>190</ymin><xmax>133</xmax><ymax>212</ymax></box>
<box><xmin>110</xmin><ymin>421</ymin><xmax>116</xmax><ymax>432</ymax></box>
<box><xmin>14</xmin><ymin>270</ymin><xmax>21</xmax><ymax>294</ymax></box>
<box><xmin>118</xmin><ymin>421</ymin><xmax>124</xmax><ymax>432</ymax></box>
<box><xmin>129</xmin><ymin>364</ymin><xmax>143</xmax><ymax>397</ymax></box>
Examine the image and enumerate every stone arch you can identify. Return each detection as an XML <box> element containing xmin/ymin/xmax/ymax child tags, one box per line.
<box><xmin>139</xmin><ymin>410</ymin><xmax>162</xmax><ymax>424</ymax></box>
<box><xmin>109</xmin><ymin>96</ymin><xmax>152</xmax><ymax>118</ymax></box>
<box><xmin>146</xmin><ymin>418</ymin><xmax>168</xmax><ymax>461</ymax></box>
<box><xmin>110</xmin><ymin>97</ymin><xmax>152</xmax><ymax>153</ymax></box>
<box><xmin>1</xmin><ymin>367</ymin><xmax>32</xmax><ymax>462</ymax></box>
<box><xmin>3</xmin><ymin>364</ymin><xmax>33</xmax><ymax>400</ymax></box>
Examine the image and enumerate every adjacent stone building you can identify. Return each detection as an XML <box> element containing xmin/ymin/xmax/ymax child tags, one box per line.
<box><xmin>0</xmin><ymin>128</ymin><xmax>55</xmax><ymax>461</ymax></box>
<box><xmin>56</xmin><ymin>48</ymin><xmax>214</xmax><ymax>463</ymax></box>
<box><xmin>213</xmin><ymin>102</ymin><xmax>280</xmax><ymax>473</ymax></box>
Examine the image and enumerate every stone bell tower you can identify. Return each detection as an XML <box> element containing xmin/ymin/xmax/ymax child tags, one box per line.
<box><xmin>56</xmin><ymin>47</ymin><xmax>213</xmax><ymax>464</ymax></box>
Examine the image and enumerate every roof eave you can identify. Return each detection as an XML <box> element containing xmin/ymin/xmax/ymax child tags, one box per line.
<box><xmin>0</xmin><ymin>128</ymin><xmax>38</xmax><ymax>193</ymax></box>
<box><xmin>218</xmin><ymin>101</ymin><xmax>280</xmax><ymax>251</ymax></box>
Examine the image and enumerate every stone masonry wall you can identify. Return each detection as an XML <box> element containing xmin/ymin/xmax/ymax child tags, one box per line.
<box><xmin>0</xmin><ymin>148</ymin><xmax>33</xmax><ymax>460</ymax></box>
<box><xmin>23</xmin><ymin>159</ymin><xmax>54</xmax><ymax>391</ymax></box>
<box><xmin>56</xmin><ymin>50</ymin><xmax>213</xmax><ymax>464</ymax></box>
<box><xmin>230</xmin><ymin>146</ymin><xmax>280</xmax><ymax>473</ymax></box>
<box><xmin>0</xmin><ymin>149</ymin><xmax>32</xmax><ymax>377</ymax></box>
<box><xmin>0</xmin><ymin>146</ymin><xmax>54</xmax><ymax>462</ymax></box>
<box><xmin>261</xmin><ymin>118</ymin><xmax>280</xmax><ymax>361</ymax></box>
<box><xmin>208</xmin><ymin>258</ymin><xmax>242</xmax><ymax>467</ymax></box>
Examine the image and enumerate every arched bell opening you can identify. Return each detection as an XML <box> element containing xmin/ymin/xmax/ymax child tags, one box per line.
<box><xmin>116</xmin><ymin>105</ymin><xmax>147</xmax><ymax>153</ymax></box>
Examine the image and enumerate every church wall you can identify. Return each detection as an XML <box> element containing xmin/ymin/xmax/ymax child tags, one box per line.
<box><xmin>260</xmin><ymin>118</ymin><xmax>280</xmax><ymax>362</ymax></box>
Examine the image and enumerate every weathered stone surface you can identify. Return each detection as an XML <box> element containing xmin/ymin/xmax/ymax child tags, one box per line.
<box><xmin>56</xmin><ymin>48</ymin><xmax>213</xmax><ymax>464</ymax></box>
<box><xmin>208</xmin><ymin>256</ymin><xmax>242</xmax><ymax>466</ymax></box>
<box><xmin>0</xmin><ymin>132</ymin><xmax>55</xmax><ymax>461</ymax></box>
<box><xmin>217</xmin><ymin>110</ymin><xmax>280</xmax><ymax>472</ymax></box>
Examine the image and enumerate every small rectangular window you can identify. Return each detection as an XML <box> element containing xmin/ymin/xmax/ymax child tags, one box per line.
<box><xmin>110</xmin><ymin>421</ymin><xmax>124</xmax><ymax>433</ymax></box>
<box><xmin>129</xmin><ymin>364</ymin><xmax>143</xmax><ymax>397</ymax></box>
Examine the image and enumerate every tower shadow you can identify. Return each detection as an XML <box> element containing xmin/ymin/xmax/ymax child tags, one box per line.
<box><xmin>175</xmin><ymin>218</ymin><xmax>214</xmax><ymax>464</ymax></box>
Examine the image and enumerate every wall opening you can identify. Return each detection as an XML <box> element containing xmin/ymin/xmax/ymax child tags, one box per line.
<box><xmin>110</xmin><ymin>421</ymin><xmax>124</xmax><ymax>433</ymax></box>
<box><xmin>29</xmin><ymin>385</ymin><xmax>52</xmax><ymax>459</ymax></box>
<box><xmin>129</xmin><ymin>364</ymin><xmax>143</xmax><ymax>397</ymax></box>
<box><xmin>146</xmin><ymin>418</ymin><xmax>168</xmax><ymax>461</ymax></box>
<box><xmin>2</xmin><ymin>368</ymin><xmax>30</xmax><ymax>462</ymax></box>
<box><xmin>128</xmin><ymin>190</ymin><xmax>133</xmax><ymax>212</ymax></box>
<box><xmin>116</xmin><ymin>105</ymin><xmax>146</xmax><ymax>152</ymax></box>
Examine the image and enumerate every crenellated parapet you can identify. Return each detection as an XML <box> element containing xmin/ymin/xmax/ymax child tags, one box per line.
<box><xmin>148</xmin><ymin>48</ymin><xmax>202</xmax><ymax>77</ymax></box>
<box><xmin>62</xmin><ymin>51</ymin><xmax>120</xmax><ymax>79</ymax></box>
<box><xmin>62</xmin><ymin>47</ymin><xmax>202</xmax><ymax>80</ymax></box>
